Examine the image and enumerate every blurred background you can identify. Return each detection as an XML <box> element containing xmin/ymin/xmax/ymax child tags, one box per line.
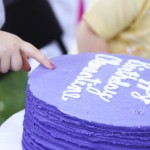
<box><xmin>0</xmin><ymin>0</ymin><xmax>92</xmax><ymax>125</ymax></box>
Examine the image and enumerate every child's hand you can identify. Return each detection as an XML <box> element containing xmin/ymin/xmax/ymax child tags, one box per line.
<box><xmin>0</xmin><ymin>31</ymin><xmax>55</xmax><ymax>73</ymax></box>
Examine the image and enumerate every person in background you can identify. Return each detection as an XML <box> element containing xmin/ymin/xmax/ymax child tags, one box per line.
<box><xmin>48</xmin><ymin>0</ymin><xmax>92</xmax><ymax>53</ymax></box>
<box><xmin>0</xmin><ymin>0</ymin><xmax>54</xmax><ymax>73</ymax></box>
<box><xmin>77</xmin><ymin>0</ymin><xmax>150</xmax><ymax>59</ymax></box>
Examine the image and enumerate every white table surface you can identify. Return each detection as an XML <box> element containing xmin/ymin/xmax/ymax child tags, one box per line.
<box><xmin>0</xmin><ymin>110</ymin><xmax>24</xmax><ymax>150</ymax></box>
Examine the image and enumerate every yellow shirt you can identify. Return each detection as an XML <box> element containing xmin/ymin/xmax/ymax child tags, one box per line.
<box><xmin>83</xmin><ymin>0</ymin><xmax>150</xmax><ymax>59</ymax></box>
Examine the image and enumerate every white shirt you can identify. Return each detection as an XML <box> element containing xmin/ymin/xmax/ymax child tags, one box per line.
<box><xmin>0</xmin><ymin>0</ymin><xmax>5</xmax><ymax>28</ymax></box>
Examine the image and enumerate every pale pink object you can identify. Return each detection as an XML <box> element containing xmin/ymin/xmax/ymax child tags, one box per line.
<box><xmin>77</xmin><ymin>0</ymin><xmax>84</xmax><ymax>23</ymax></box>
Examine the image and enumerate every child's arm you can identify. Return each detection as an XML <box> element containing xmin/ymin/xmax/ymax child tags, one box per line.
<box><xmin>0</xmin><ymin>31</ymin><xmax>55</xmax><ymax>73</ymax></box>
<box><xmin>77</xmin><ymin>20</ymin><xmax>108</xmax><ymax>53</ymax></box>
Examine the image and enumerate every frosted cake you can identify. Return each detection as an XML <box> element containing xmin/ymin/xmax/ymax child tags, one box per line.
<box><xmin>22</xmin><ymin>53</ymin><xmax>150</xmax><ymax>150</ymax></box>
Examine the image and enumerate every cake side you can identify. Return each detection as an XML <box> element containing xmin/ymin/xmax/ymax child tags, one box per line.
<box><xmin>22</xmin><ymin>85</ymin><xmax>150</xmax><ymax>150</ymax></box>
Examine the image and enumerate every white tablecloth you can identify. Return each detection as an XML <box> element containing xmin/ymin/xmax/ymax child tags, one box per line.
<box><xmin>0</xmin><ymin>110</ymin><xmax>24</xmax><ymax>150</ymax></box>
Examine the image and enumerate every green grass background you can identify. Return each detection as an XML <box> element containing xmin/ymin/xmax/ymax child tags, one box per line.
<box><xmin>0</xmin><ymin>71</ymin><xmax>27</xmax><ymax>125</ymax></box>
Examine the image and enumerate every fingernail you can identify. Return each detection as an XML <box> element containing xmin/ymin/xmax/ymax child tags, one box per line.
<box><xmin>49</xmin><ymin>62</ymin><xmax>55</xmax><ymax>69</ymax></box>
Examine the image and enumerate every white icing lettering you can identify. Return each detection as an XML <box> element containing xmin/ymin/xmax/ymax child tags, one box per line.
<box><xmin>95</xmin><ymin>54</ymin><xmax>122</xmax><ymax>66</ymax></box>
<box><xmin>62</xmin><ymin>54</ymin><xmax>150</xmax><ymax>105</ymax></box>
<box><xmin>62</xmin><ymin>93</ymin><xmax>81</xmax><ymax>101</ymax></box>
<box><xmin>86</xmin><ymin>86</ymin><xmax>110</xmax><ymax>102</ymax></box>
<box><xmin>62</xmin><ymin>54</ymin><xmax>121</xmax><ymax>101</ymax></box>
<box><xmin>131</xmin><ymin>79</ymin><xmax>150</xmax><ymax>105</ymax></box>
<box><xmin>109</xmin><ymin>76</ymin><xmax>130</xmax><ymax>87</ymax></box>
<box><xmin>62</xmin><ymin>83</ymin><xmax>81</xmax><ymax>101</ymax></box>
<box><xmin>128</xmin><ymin>59</ymin><xmax>150</xmax><ymax>69</ymax></box>
<box><xmin>131</xmin><ymin>92</ymin><xmax>150</xmax><ymax>105</ymax></box>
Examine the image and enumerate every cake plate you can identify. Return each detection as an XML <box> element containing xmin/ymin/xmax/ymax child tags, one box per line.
<box><xmin>0</xmin><ymin>110</ymin><xmax>24</xmax><ymax>150</ymax></box>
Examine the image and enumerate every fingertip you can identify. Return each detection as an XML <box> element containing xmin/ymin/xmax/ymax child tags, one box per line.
<box><xmin>43</xmin><ymin>60</ymin><xmax>55</xmax><ymax>70</ymax></box>
<box><xmin>21</xmin><ymin>41</ymin><xmax>55</xmax><ymax>69</ymax></box>
<box><xmin>49</xmin><ymin>62</ymin><xmax>55</xmax><ymax>69</ymax></box>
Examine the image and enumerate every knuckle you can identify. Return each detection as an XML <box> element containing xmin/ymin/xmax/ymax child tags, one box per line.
<box><xmin>11</xmin><ymin>61</ymin><xmax>22</xmax><ymax>71</ymax></box>
<box><xmin>13</xmin><ymin>65</ymin><xmax>22</xmax><ymax>71</ymax></box>
<box><xmin>0</xmin><ymin>68</ymin><xmax>9</xmax><ymax>73</ymax></box>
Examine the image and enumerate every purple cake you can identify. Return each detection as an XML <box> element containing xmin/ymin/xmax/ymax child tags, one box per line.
<box><xmin>22</xmin><ymin>53</ymin><xmax>150</xmax><ymax>150</ymax></box>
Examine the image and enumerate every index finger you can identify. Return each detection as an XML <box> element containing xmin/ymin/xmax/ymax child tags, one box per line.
<box><xmin>20</xmin><ymin>41</ymin><xmax>55</xmax><ymax>69</ymax></box>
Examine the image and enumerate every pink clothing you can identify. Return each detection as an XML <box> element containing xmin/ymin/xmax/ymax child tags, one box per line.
<box><xmin>77</xmin><ymin>0</ymin><xmax>84</xmax><ymax>22</ymax></box>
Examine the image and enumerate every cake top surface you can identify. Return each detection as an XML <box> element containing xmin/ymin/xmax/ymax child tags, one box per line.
<box><xmin>28</xmin><ymin>53</ymin><xmax>150</xmax><ymax>127</ymax></box>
